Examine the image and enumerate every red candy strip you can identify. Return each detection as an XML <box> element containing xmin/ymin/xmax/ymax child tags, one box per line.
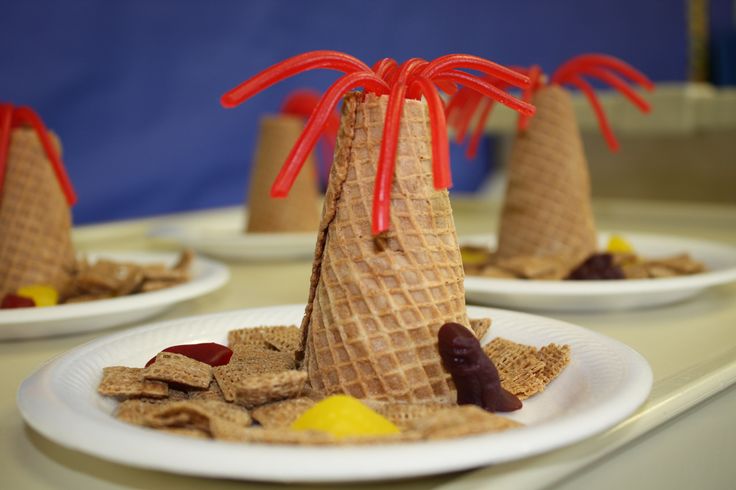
<box><xmin>221</xmin><ymin>51</ymin><xmax>372</xmax><ymax>108</ymax></box>
<box><xmin>145</xmin><ymin>342</ymin><xmax>233</xmax><ymax>367</ymax></box>
<box><xmin>466</xmin><ymin>97</ymin><xmax>494</xmax><ymax>159</ymax></box>
<box><xmin>0</xmin><ymin>104</ymin><xmax>13</xmax><ymax>198</ymax></box>
<box><xmin>271</xmin><ymin>72</ymin><xmax>389</xmax><ymax>198</ymax></box>
<box><xmin>435</xmin><ymin>71</ymin><xmax>535</xmax><ymax>116</ymax></box>
<box><xmin>577</xmin><ymin>66</ymin><xmax>651</xmax><ymax>112</ymax></box>
<box><xmin>372</xmin><ymin>59</ymin><xmax>426</xmax><ymax>235</ymax></box>
<box><xmin>564</xmin><ymin>74</ymin><xmax>619</xmax><ymax>151</ymax></box>
<box><xmin>421</xmin><ymin>54</ymin><xmax>530</xmax><ymax>88</ymax></box>
<box><xmin>11</xmin><ymin>107</ymin><xmax>77</xmax><ymax>205</ymax></box>
<box><xmin>412</xmin><ymin>77</ymin><xmax>451</xmax><ymax>190</ymax></box>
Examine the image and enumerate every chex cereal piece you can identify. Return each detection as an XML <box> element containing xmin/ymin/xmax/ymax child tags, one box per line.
<box><xmin>536</xmin><ymin>343</ymin><xmax>571</xmax><ymax>384</ymax></box>
<box><xmin>259</xmin><ymin>326</ymin><xmax>301</xmax><ymax>352</ymax></box>
<box><xmin>212</xmin><ymin>424</ymin><xmax>337</xmax><ymax>445</ymax></box>
<box><xmin>144</xmin><ymin>352</ymin><xmax>212</xmax><ymax>389</ymax></box>
<box><xmin>188</xmin><ymin>381</ymin><xmax>225</xmax><ymax>402</ymax></box>
<box><xmin>64</xmin><ymin>292</ymin><xmax>115</xmax><ymax>303</ymax></box>
<box><xmin>483</xmin><ymin>337</ymin><xmax>547</xmax><ymax>399</ymax></box>
<box><xmin>234</xmin><ymin>370</ymin><xmax>308</xmax><ymax>408</ymax></box>
<box><xmin>228</xmin><ymin>325</ymin><xmax>298</xmax><ymax>350</ymax></box>
<box><xmin>410</xmin><ymin>405</ymin><xmax>522</xmax><ymax>440</ymax></box>
<box><xmin>365</xmin><ymin>401</ymin><xmax>452</xmax><ymax>431</ymax></box>
<box><xmin>115</xmin><ymin>398</ymin><xmax>171</xmax><ymax>425</ymax></box>
<box><xmin>144</xmin><ymin>399</ymin><xmax>252</xmax><ymax>432</ymax></box>
<box><xmin>251</xmin><ymin>397</ymin><xmax>316</xmax><ymax>429</ymax></box>
<box><xmin>141</xmin><ymin>280</ymin><xmax>184</xmax><ymax>292</ymax></box>
<box><xmin>167</xmin><ymin>389</ymin><xmax>190</xmax><ymax>401</ymax></box>
<box><xmin>159</xmin><ymin>427</ymin><xmax>210</xmax><ymax>439</ymax></box>
<box><xmin>469</xmin><ymin>318</ymin><xmax>491</xmax><ymax>340</ymax></box>
<box><xmin>230</xmin><ymin>344</ymin><xmax>296</xmax><ymax>372</ymax></box>
<box><xmin>98</xmin><ymin>366</ymin><xmax>168</xmax><ymax>399</ymax></box>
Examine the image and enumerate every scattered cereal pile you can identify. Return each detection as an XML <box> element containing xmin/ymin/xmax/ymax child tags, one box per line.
<box><xmin>98</xmin><ymin>321</ymin><xmax>570</xmax><ymax>445</ymax></box>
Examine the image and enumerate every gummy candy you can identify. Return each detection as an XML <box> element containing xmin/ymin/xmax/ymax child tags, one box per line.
<box><xmin>1</xmin><ymin>293</ymin><xmax>36</xmax><ymax>309</ymax></box>
<box><xmin>17</xmin><ymin>285</ymin><xmax>58</xmax><ymax>307</ymax></box>
<box><xmin>607</xmin><ymin>235</ymin><xmax>635</xmax><ymax>254</ymax></box>
<box><xmin>291</xmin><ymin>395</ymin><xmax>399</xmax><ymax>438</ymax></box>
<box><xmin>144</xmin><ymin>343</ymin><xmax>233</xmax><ymax>367</ymax></box>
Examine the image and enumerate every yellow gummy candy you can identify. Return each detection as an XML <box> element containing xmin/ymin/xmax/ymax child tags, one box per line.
<box><xmin>607</xmin><ymin>235</ymin><xmax>634</xmax><ymax>254</ymax></box>
<box><xmin>291</xmin><ymin>395</ymin><xmax>400</xmax><ymax>438</ymax></box>
<box><xmin>17</xmin><ymin>285</ymin><xmax>59</xmax><ymax>307</ymax></box>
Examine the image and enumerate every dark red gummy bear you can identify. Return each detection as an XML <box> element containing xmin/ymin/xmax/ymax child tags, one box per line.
<box><xmin>567</xmin><ymin>253</ymin><xmax>625</xmax><ymax>280</ymax></box>
<box><xmin>1</xmin><ymin>293</ymin><xmax>36</xmax><ymax>309</ymax></box>
<box><xmin>145</xmin><ymin>342</ymin><xmax>233</xmax><ymax>367</ymax></box>
<box><xmin>438</xmin><ymin>322</ymin><xmax>522</xmax><ymax>412</ymax></box>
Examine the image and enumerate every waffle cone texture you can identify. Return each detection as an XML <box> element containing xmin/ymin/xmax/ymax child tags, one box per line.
<box><xmin>300</xmin><ymin>92</ymin><xmax>468</xmax><ymax>404</ymax></box>
<box><xmin>497</xmin><ymin>85</ymin><xmax>597</xmax><ymax>263</ymax></box>
<box><xmin>0</xmin><ymin>128</ymin><xmax>75</xmax><ymax>296</ymax></box>
<box><xmin>245</xmin><ymin>115</ymin><xmax>321</xmax><ymax>233</ymax></box>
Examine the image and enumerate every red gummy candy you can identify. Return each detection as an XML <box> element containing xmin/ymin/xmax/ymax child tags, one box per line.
<box><xmin>145</xmin><ymin>342</ymin><xmax>233</xmax><ymax>367</ymax></box>
<box><xmin>1</xmin><ymin>293</ymin><xmax>36</xmax><ymax>309</ymax></box>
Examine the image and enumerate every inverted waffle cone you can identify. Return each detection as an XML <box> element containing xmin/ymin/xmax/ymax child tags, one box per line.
<box><xmin>496</xmin><ymin>85</ymin><xmax>597</xmax><ymax>263</ymax></box>
<box><xmin>0</xmin><ymin>128</ymin><xmax>75</xmax><ymax>296</ymax></box>
<box><xmin>300</xmin><ymin>92</ymin><xmax>468</xmax><ymax>404</ymax></box>
<box><xmin>245</xmin><ymin>115</ymin><xmax>321</xmax><ymax>233</ymax></box>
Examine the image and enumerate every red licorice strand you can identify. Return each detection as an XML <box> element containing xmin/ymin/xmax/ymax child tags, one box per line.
<box><xmin>412</xmin><ymin>77</ymin><xmax>451</xmax><ymax>189</ymax></box>
<box><xmin>467</xmin><ymin>97</ymin><xmax>495</xmax><ymax>159</ymax></box>
<box><xmin>445</xmin><ymin>86</ymin><xmax>473</xmax><ymax>127</ymax></box>
<box><xmin>271</xmin><ymin>72</ymin><xmax>389</xmax><ymax>197</ymax></box>
<box><xmin>372</xmin><ymin>58</ymin><xmax>398</xmax><ymax>79</ymax></box>
<box><xmin>453</xmin><ymin>90</ymin><xmax>483</xmax><ymax>144</ymax></box>
<box><xmin>0</xmin><ymin>104</ymin><xmax>13</xmax><ymax>196</ymax></box>
<box><xmin>434</xmin><ymin>70</ymin><xmax>536</xmax><ymax>116</ymax></box>
<box><xmin>372</xmin><ymin>59</ymin><xmax>425</xmax><ymax>235</ymax></box>
<box><xmin>578</xmin><ymin>66</ymin><xmax>651</xmax><ymax>113</ymax></box>
<box><xmin>552</xmin><ymin>54</ymin><xmax>654</xmax><ymax>91</ymax></box>
<box><xmin>421</xmin><ymin>54</ymin><xmax>531</xmax><ymax>88</ymax></box>
<box><xmin>403</xmin><ymin>59</ymin><xmax>430</xmax><ymax>100</ymax></box>
<box><xmin>518</xmin><ymin>65</ymin><xmax>543</xmax><ymax>132</ymax></box>
<box><xmin>435</xmin><ymin>79</ymin><xmax>459</xmax><ymax>96</ymax></box>
<box><xmin>221</xmin><ymin>51</ymin><xmax>371</xmax><ymax>108</ymax></box>
<box><xmin>12</xmin><ymin>107</ymin><xmax>77</xmax><ymax>204</ymax></box>
<box><xmin>564</xmin><ymin>74</ymin><xmax>620</xmax><ymax>151</ymax></box>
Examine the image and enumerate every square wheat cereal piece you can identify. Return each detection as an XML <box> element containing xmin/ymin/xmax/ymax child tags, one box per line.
<box><xmin>483</xmin><ymin>337</ymin><xmax>547</xmax><ymax>399</ymax></box>
<box><xmin>98</xmin><ymin>367</ymin><xmax>169</xmax><ymax>399</ymax></box>
<box><xmin>234</xmin><ymin>370</ymin><xmax>308</xmax><ymax>408</ymax></box>
<box><xmin>469</xmin><ymin>318</ymin><xmax>491</xmax><ymax>340</ymax></box>
<box><xmin>188</xmin><ymin>381</ymin><xmax>226</xmax><ymax>402</ymax></box>
<box><xmin>141</xmin><ymin>279</ymin><xmax>185</xmax><ymax>292</ymax></box>
<box><xmin>159</xmin><ymin>427</ymin><xmax>210</xmax><ymax>439</ymax></box>
<box><xmin>364</xmin><ymin>401</ymin><xmax>451</xmax><ymax>431</ymax></box>
<box><xmin>115</xmin><ymin>398</ymin><xmax>171</xmax><ymax>426</ymax></box>
<box><xmin>144</xmin><ymin>352</ymin><xmax>212</xmax><ymax>389</ymax></box>
<box><xmin>212</xmin><ymin>424</ymin><xmax>337</xmax><ymax>445</ymax></box>
<box><xmin>143</xmin><ymin>399</ymin><xmax>252</xmax><ymax>433</ymax></box>
<box><xmin>251</xmin><ymin>397</ymin><xmax>316</xmax><ymax>429</ymax></box>
<box><xmin>230</xmin><ymin>344</ymin><xmax>296</xmax><ymax>373</ymax></box>
<box><xmin>259</xmin><ymin>326</ymin><xmax>301</xmax><ymax>352</ymax></box>
<box><xmin>227</xmin><ymin>327</ymin><xmax>272</xmax><ymax>349</ymax></box>
<box><xmin>535</xmin><ymin>343</ymin><xmax>571</xmax><ymax>385</ymax></box>
<box><xmin>410</xmin><ymin>405</ymin><xmax>522</xmax><ymax>440</ymax></box>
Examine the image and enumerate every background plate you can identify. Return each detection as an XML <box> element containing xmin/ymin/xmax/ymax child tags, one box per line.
<box><xmin>0</xmin><ymin>252</ymin><xmax>229</xmax><ymax>340</ymax></box>
<box><xmin>462</xmin><ymin>232</ymin><xmax>736</xmax><ymax>312</ymax></box>
<box><xmin>18</xmin><ymin>304</ymin><xmax>651</xmax><ymax>483</ymax></box>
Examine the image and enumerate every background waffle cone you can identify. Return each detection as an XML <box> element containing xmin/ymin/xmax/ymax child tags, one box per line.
<box><xmin>245</xmin><ymin>115</ymin><xmax>321</xmax><ymax>233</ymax></box>
<box><xmin>0</xmin><ymin>128</ymin><xmax>75</xmax><ymax>297</ymax></box>
<box><xmin>496</xmin><ymin>85</ymin><xmax>597</xmax><ymax>263</ymax></box>
<box><xmin>300</xmin><ymin>92</ymin><xmax>468</xmax><ymax>403</ymax></box>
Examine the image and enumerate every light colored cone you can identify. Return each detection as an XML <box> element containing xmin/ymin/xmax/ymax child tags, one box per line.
<box><xmin>300</xmin><ymin>92</ymin><xmax>468</xmax><ymax>404</ymax></box>
<box><xmin>496</xmin><ymin>85</ymin><xmax>597</xmax><ymax>264</ymax></box>
<box><xmin>245</xmin><ymin>115</ymin><xmax>321</xmax><ymax>233</ymax></box>
<box><xmin>0</xmin><ymin>128</ymin><xmax>75</xmax><ymax>297</ymax></box>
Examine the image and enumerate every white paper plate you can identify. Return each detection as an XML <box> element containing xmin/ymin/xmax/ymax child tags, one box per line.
<box><xmin>148</xmin><ymin>210</ymin><xmax>316</xmax><ymax>261</ymax></box>
<box><xmin>462</xmin><ymin>232</ymin><xmax>736</xmax><ymax>312</ymax></box>
<box><xmin>18</xmin><ymin>304</ymin><xmax>651</xmax><ymax>483</ymax></box>
<box><xmin>0</xmin><ymin>252</ymin><xmax>229</xmax><ymax>340</ymax></box>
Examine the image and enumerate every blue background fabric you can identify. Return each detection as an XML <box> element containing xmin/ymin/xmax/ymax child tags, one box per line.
<box><xmin>0</xmin><ymin>0</ymin><xmax>714</xmax><ymax>224</ymax></box>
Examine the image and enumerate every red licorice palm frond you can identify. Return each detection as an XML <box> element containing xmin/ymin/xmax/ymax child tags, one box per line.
<box><xmin>551</xmin><ymin>54</ymin><xmax>654</xmax><ymax>151</ymax></box>
<box><xmin>0</xmin><ymin>103</ymin><xmax>77</xmax><ymax>205</ymax></box>
<box><xmin>221</xmin><ymin>51</ymin><xmax>534</xmax><ymax>235</ymax></box>
<box><xmin>280</xmin><ymin>89</ymin><xmax>340</xmax><ymax>184</ymax></box>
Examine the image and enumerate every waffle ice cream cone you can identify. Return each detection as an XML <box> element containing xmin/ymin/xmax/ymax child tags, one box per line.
<box><xmin>0</xmin><ymin>128</ymin><xmax>75</xmax><ymax>297</ymax></box>
<box><xmin>245</xmin><ymin>115</ymin><xmax>321</xmax><ymax>233</ymax></box>
<box><xmin>300</xmin><ymin>92</ymin><xmax>468</xmax><ymax>404</ymax></box>
<box><xmin>496</xmin><ymin>85</ymin><xmax>597</xmax><ymax>263</ymax></box>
